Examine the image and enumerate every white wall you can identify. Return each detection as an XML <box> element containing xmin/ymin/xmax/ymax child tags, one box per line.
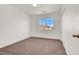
<box><xmin>62</xmin><ymin>5</ymin><xmax>79</xmax><ymax>55</ymax></box>
<box><xmin>30</xmin><ymin>12</ymin><xmax>62</xmax><ymax>39</ymax></box>
<box><xmin>0</xmin><ymin>5</ymin><xmax>31</xmax><ymax>48</ymax></box>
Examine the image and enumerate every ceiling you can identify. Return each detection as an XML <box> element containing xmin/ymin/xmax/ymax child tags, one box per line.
<box><xmin>10</xmin><ymin>4</ymin><xmax>62</xmax><ymax>15</ymax></box>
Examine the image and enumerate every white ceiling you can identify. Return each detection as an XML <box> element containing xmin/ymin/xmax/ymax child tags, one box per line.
<box><xmin>10</xmin><ymin>4</ymin><xmax>62</xmax><ymax>15</ymax></box>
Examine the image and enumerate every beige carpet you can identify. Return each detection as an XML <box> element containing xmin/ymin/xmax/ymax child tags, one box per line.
<box><xmin>0</xmin><ymin>37</ymin><xmax>66</xmax><ymax>55</ymax></box>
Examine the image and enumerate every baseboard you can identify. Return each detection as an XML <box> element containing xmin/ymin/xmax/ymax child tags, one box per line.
<box><xmin>30</xmin><ymin>36</ymin><xmax>63</xmax><ymax>44</ymax></box>
<box><xmin>0</xmin><ymin>36</ymin><xmax>31</xmax><ymax>48</ymax></box>
<box><xmin>0</xmin><ymin>36</ymin><xmax>63</xmax><ymax>48</ymax></box>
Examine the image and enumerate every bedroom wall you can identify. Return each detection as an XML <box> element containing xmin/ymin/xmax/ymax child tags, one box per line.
<box><xmin>30</xmin><ymin>12</ymin><xmax>62</xmax><ymax>39</ymax></box>
<box><xmin>0</xmin><ymin>5</ymin><xmax>31</xmax><ymax>48</ymax></box>
<box><xmin>62</xmin><ymin>5</ymin><xmax>79</xmax><ymax>55</ymax></box>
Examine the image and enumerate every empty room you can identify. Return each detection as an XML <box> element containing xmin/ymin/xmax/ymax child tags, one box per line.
<box><xmin>0</xmin><ymin>4</ymin><xmax>79</xmax><ymax>55</ymax></box>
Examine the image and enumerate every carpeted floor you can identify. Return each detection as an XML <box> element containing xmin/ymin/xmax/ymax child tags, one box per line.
<box><xmin>0</xmin><ymin>37</ymin><xmax>66</xmax><ymax>55</ymax></box>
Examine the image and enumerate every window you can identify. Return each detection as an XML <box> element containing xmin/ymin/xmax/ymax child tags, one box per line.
<box><xmin>39</xmin><ymin>18</ymin><xmax>55</xmax><ymax>30</ymax></box>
